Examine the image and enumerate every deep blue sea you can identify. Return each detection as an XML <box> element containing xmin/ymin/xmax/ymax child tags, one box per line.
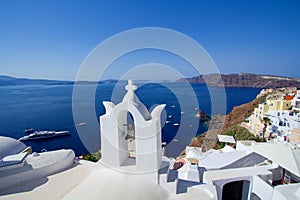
<box><xmin>0</xmin><ymin>82</ymin><xmax>261</xmax><ymax>157</ymax></box>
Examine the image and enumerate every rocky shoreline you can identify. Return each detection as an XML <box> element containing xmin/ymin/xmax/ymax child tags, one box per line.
<box><xmin>194</xmin><ymin>110</ymin><xmax>211</xmax><ymax>121</ymax></box>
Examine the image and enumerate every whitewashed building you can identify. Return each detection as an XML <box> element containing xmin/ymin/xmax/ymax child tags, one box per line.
<box><xmin>265</xmin><ymin>110</ymin><xmax>300</xmax><ymax>141</ymax></box>
<box><xmin>247</xmin><ymin>90</ymin><xmax>300</xmax><ymax>140</ymax></box>
<box><xmin>292</xmin><ymin>90</ymin><xmax>300</xmax><ymax>111</ymax></box>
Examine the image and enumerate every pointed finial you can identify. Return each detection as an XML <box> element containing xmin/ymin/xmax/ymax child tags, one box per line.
<box><xmin>125</xmin><ymin>79</ymin><xmax>137</xmax><ymax>91</ymax></box>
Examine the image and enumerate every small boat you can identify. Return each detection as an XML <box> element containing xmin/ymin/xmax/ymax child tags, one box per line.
<box><xmin>173</xmin><ymin>123</ymin><xmax>179</xmax><ymax>127</ymax></box>
<box><xmin>18</xmin><ymin>129</ymin><xmax>70</xmax><ymax>141</ymax></box>
<box><xmin>171</xmin><ymin>105</ymin><xmax>176</xmax><ymax>108</ymax></box>
<box><xmin>181</xmin><ymin>111</ymin><xmax>185</xmax><ymax>115</ymax></box>
<box><xmin>172</xmin><ymin>138</ymin><xmax>179</xmax><ymax>142</ymax></box>
<box><xmin>168</xmin><ymin>115</ymin><xmax>172</xmax><ymax>118</ymax></box>
<box><xmin>165</xmin><ymin>121</ymin><xmax>171</xmax><ymax>124</ymax></box>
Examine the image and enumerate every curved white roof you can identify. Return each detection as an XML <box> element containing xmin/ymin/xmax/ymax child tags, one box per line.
<box><xmin>63</xmin><ymin>168</ymin><xmax>169</xmax><ymax>200</ymax></box>
<box><xmin>0</xmin><ymin>136</ymin><xmax>26</xmax><ymax>159</ymax></box>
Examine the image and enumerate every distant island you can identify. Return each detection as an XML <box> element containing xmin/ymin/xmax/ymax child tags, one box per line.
<box><xmin>177</xmin><ymin>73</ymin><xmax>300</xmax><ymax>88</ymax></box>
<box><xmin>0</xmin><ymin>75</ymin><xmax>119</xmax><ymax>86</ymax></box>
<box><xmin>0</xmin><ymin>75</ymin><xmax>73</xmax><ymax>86</ymax></box>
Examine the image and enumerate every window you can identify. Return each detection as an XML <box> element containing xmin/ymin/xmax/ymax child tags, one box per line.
<box><xmin>279</xmin><ymin>121</ymin><xmax>284</xmax><ymax>126</ymax></box>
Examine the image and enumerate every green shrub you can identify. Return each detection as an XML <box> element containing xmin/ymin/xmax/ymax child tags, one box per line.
<box><xmin>83</xmin><ymin>152</ymin><xmax>101</xmax><ymax>162</ymax></box>
<box><xmin>222</xmin><ymin>125</ymin><xmax>258</xmax><ymax>141</ymax></box>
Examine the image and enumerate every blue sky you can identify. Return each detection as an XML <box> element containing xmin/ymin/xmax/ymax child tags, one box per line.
<box><xmin>0</xmin><ymin>0</ymin><xmax>300</xmax><ymax>80</ymax></box>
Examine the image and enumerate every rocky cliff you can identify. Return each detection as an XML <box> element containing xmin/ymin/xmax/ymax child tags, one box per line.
<box><xmin>177</xmin><ymin>73</ymin><xmax>300</xmax><ymax>88</ymax></box>
<box><xmin>183</xmin><ymin>95</ymin><xmax>266</xmax><ymax>154</ymax></box>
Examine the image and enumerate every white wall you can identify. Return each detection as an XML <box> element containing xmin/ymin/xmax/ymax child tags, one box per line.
<box><xmin>252</xmin><ymin>175</ymin><xmax>273</xmax><ymax>200</ymax></box>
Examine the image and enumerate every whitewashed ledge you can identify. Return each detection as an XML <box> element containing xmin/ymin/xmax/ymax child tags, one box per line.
<box><xmin>0</xmin><ymin>161</ymin><xmax>89</xmax><ymax>200</ymax></box>
<box><xmin>0</xmin><ymin>149</ymin><xmax>75</xmax><ymax>191</ymax></box>
<box><xmin>0</xmin><ymin>136</ymin><xmax>27</xmax><ymax>159</ymax></box>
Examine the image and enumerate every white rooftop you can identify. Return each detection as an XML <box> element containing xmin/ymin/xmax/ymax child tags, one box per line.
<box><xmin>0</xmin><ymin>161</ymin><xmax>216</xmax><ymax>200</ymax></box>
<box><xmin>63</xmin><ymin>168</ymin><xmax>169</xmax><ymax>200</ymax></box>
<box><xmin>245</xmin><ymin>142</ymin><xmax>300</xmax><ymax>177</ymax></box>
<box><xmin>273</xmin><ymin>183</ymin><xmax>300</xmax><ymax>200</ymax></box>
<box><xmin>217</xmin><ymin>135</ymin><xmax>236</xmax><ymax>144</ymax></box>
<box><xmin>198</xmin><ymin>150</ymin><xmax>249</xmax><ymax>170</ymax></box>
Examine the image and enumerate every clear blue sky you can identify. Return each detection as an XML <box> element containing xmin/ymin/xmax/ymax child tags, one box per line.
<box><xmin>0</xmin><ymin>0</ymin><xmax>300</xmax><ymax>80</ymax></box>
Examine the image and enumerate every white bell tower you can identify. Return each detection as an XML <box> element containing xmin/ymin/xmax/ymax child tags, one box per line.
<box><xmin>100</xmin><ymin>80</ymin><xmax>165</xmax><ymax>183</ymax></box>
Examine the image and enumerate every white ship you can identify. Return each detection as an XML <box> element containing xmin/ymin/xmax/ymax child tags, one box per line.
<box><xmin>18</xmin><ymin>129</ymin><xmax>70</xmax><ymax>141</ymax></box>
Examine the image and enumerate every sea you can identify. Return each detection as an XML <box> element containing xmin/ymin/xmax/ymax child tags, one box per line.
<box><xmin>0</xmin><ymin>82</ymin><xmax>261</xmax><ymax>157</ymax></box>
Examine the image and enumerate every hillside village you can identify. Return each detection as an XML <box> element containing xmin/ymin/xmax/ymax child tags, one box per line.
<box><xmin>243</xmin><ymin>87</ymin><xmax>300</xmax><ymax>143</ymax></box>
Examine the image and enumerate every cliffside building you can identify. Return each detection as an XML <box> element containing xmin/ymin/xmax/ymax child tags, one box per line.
<box><xmin>248</xmin><ymin>90</ymin><xmax>299</xmax><ymax>139</ymax></box>
<box><xmin>292</xmin><ymin>90</ymin><xmax>300</xmax><ymax>111</ymax></box>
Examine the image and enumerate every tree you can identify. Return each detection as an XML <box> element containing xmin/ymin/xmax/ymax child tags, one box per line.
<box><xmin>262</xmin><ymin>117</ymin><xmax>271</xmax><ymax>141</ymax></box>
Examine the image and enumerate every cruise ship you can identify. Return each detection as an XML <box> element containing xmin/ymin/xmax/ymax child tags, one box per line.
<box><xmin>18</xmin><ymin>129</ymin><xmax>70</xmax><ymax>141</ymax></box>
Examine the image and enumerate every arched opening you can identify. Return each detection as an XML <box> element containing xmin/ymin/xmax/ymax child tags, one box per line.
<box><xmin>221</xmin><ymin>180</ymin><xmax>250</xmax><ymax>200</ymax></box>
<box><xmin>118</xmin><ymin>110</ymin><xmax>136</xmax><ymax>166</ymax></box>
<box><xmin>126</xmin><ymin>112</ymin><xmax>136</xmax><ymax>160</ymax></box>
